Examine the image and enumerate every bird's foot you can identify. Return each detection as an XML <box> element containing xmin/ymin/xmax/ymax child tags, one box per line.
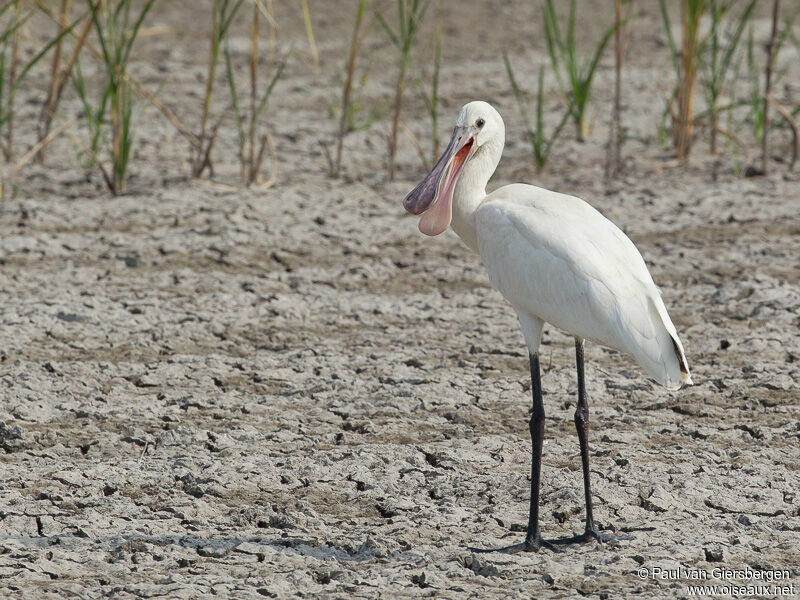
<box><xmin>469</xmin><ymin>534</ymin><xmax>563</xmax><ymax>554</ymax></box>
<box><xmin>552</xmin><ymin>523</ymin><xmax>633</xmax><ymax>546</ymax></box>
<box><xmin>524</xmin><ymin>534</ymin><xmax>563</xmax><ymax>553</ymax></box>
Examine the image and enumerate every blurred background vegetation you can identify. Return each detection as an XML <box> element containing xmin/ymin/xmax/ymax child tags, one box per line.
<box><xmin>0</xmin><ymin>0</ymin><xmax>798</xmax><ymax>198</ymax></box>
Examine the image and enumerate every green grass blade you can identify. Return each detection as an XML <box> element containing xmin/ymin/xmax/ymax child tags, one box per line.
<box><xmin>543</xmin><ymin>102</ymin><xmax>572</xmax><ymax>160</ymax></box>
<box><xmin>255</xmin><ymin>61</ymin><xmax>286</xmax><ymax>121</ymax></box>
<box><xmin>219</xmin><ymin>0</ymin><xmax>246</xmax><ymax>38</ymax></box>
<box><xmin>773</xmin><ymin>8</ymin><xmax>798</xmax><ymax>58</ymax></box>
<box><xmin>118</xmin><ymin>83</ymin><xmax>133</xmax><ymax>185</ymax></box>
<box><xmin>122</xmin><ymin>0</ymin><xmax>160</xmax><ymax>65</ymax></box>
<box><xmin>414</xmin><ymin>0</ymin><xmax>430</xmax><ymax>34</ymax></box>
<box><xmin>224</xmin><ymin>44</ymin><xmax>245</xmax><ymax>148</ymax></box>
<box><xmin>719</xmin><ymin>0</ymin><xmax>757</xmax><ymax>82</ymax></box>
<box><xmin>582</xmin><ymin>18</ymin><xmax>615</xmax><ymax>88</ymax></box>
<box><xmin>541</xmin><ymin>0</ymin><xmax>566</xmax><ymax>94</ymax></box>
<box><xmin>535</xmin><ymin>65</ymin><xmax>545</xmax><ymax>167</ymax></box>
<box><xmin>746</xmin><ymin>26</ymin><xmax>764</xmax><ymax>142</ymax></box>
<box><xmin>398</xmin><ymin>0</ymin><xmax>405</xmax><ymax>41</ymax></box>
<box><xmin>12</xmin><ymin>12</ymin><xmax>85</xmax><ymax>94</ymax></box>
<box><xmin>96</xmin><ymin>80</ymin><xmax>111</xmax><ymax>154</ymax></box>
<box><xmin>543</xmin><ymin>0</ymin><xmax>565</xmax><ymax>56</ymax></box>
<box><xmin>567</xmin><ymin>0</ymin><xmax>576</xmax><ymax>64</ymax></box>
<box><xmin>112</xmin><ymin>1</ymin><xmax>127</xmax><ymax>25</ymax></box>
<box><xmin>0</xmin><ymin>7</ymin><xmax>32</xmax><ymax>46</ymax></box>
<box><xmin>87</xmin><ymin>0</ymin><xmax>113</xmax><ymax>73</ymax></box>
<box><xmin>431</xmin><ymin>25</ymin><xmax>440</xmax><ymax>118</ymax></box>
<box><xmin>502</xmin><ymin>52</ymin><xmax>536</xmax><ymax>153</ymax></box>
<box><xmin>658</xmin><ymin>0</ymin><xmax>679</xmax><ymax>74</ymax></box>
<box><xmin>377</xmin><ymin>13</ymin><xmax>400</xmax><ymax>49</ymax></box>
<box><xmin>0</xmin><ymin>53</ymin><xmax>6</xmax><ymax>127</ymax></box>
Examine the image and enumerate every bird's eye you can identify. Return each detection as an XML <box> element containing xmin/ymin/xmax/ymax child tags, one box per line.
<box><xmin>476</xmin><ymin>118</ymin><xmax>485</xmax><ymax>128</ymax></box>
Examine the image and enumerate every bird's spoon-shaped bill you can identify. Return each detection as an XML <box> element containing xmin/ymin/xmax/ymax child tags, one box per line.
<box><xmin>403</xmin><ymin>126</ymin><xmax>474</xmax><ymax>236</ymax></box>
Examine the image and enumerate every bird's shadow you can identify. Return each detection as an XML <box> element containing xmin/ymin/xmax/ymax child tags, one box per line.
<box><xmin>0</xmin><ymin>533</ymin><xmax>386</xmax><ymax>562</ymax></box>
<box><xmin>469</xmin><ymin>531</ymin><xmax>634</xmax><ymax>554</ymax></box>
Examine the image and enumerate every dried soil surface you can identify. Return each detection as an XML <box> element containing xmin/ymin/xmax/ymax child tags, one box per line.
<box><xmin>1</xmin><ymin>1</ymin><xmax>799</xmax><ymax>598</ymax></box>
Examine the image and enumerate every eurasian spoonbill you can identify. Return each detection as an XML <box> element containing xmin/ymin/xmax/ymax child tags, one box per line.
<box><xmin>403</xmin><ymin>101</ymin><xmax>692</xmax><ymax>553</ymax></box>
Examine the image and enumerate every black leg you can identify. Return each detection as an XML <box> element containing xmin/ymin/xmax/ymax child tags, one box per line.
<box><xmin>575</xmin><ymin>338</ymin><xmax>600</xmax><ymax>540</ymax></box>
<box><xmin>471</xmin><ymin>352</ymin><xmax>559</xmax><ymax>554</ymax></box>
<box><xmin>523</xmin><ymin>352</ymin><xmax>556</xmax><ymax>551</ymax></box>
<box><xmin>551</xmin><ymin>339</ymin><xmax>631</xmax><ymax>546</ymax></box>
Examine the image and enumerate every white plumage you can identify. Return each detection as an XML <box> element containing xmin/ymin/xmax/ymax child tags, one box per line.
<box><xmin>476</xmin><ymin>185</ymin><xmax>691</xmax><ymax>389</ymax></box>
<box><xmin>404</xmin><ymin>100</ymin><xmax>691</xmax><ymax>390</ymax></box>
<box><xmin>403</xmin><ymin>100</ymin><xmax>691</xmax><ymax>551</ymax></box>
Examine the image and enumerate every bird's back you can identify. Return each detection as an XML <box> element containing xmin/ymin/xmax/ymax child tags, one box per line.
<box><xmin>475</xmin><ymin>184</ymin><xmax>691</xmax><ymax>390</ymax></box>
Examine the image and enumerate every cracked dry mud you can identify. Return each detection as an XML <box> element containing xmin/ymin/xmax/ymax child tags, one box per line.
<box><xmin>1</xmin><ymin>1</ymin><xmax>799</xmax><ymax>598</ymax></box>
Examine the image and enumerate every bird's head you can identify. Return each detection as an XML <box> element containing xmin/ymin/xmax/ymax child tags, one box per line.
<box><xmin>403</xmin><ymin>101</ymin><xmax>504</xmax><ymax>236</ymax></box>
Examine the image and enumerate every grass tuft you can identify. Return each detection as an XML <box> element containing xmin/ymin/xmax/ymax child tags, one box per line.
<box><xmin>72</xmin><ymin>0</ymin><xmax>158</xmax><ymax>194</ymax></box>
<box><xmin>330</xmin><ymin>0</ymin><xmax>375</xmax><ymax>179</ymax></box>
<box><xmin>701</xmin><ymin>0</ymin><xmax>756</xmax><ymax>156</ymax></box>
<box><xmin>418</xmin><ymin>24</ymin><xmax>441</xmax><ymax>167</ymax></box>
<box><xmin>503</xmin><ymin>53</ymin><xmax>572</xmax><ymax>172</ymax></box>
<box><xmin>192</xmin><ymin>0</ymin><xmax>245</xmax><ymax>179</ymax></box>
<box><xmin>542</xmin><ymin>0</ymin><xmax>615</xmax><ymax>142</ymax></box>
<box><xmin>224</xmin><ymin>0</ymin><xmax>285</xmax><ymax>187</ymax></box>
<box><xmin>1</xmin><ymin>1</ymin><xmax>79</xmax><ymax>161</ymax></box>
<box><xmin>379</xmin><ymin>0</ymin><xmax>430</xmax><ymax>180</ymax></box>
<box><xmin>660</xmin><ymin>0</ymin><xmax>705</xmax><ymax>160</ymax></box>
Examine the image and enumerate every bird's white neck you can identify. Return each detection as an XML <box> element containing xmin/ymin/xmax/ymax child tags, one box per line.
<box><xmin>450</xmin><ymin>135</ymin><xmax>504</xmax><ymax>253</ymax></box>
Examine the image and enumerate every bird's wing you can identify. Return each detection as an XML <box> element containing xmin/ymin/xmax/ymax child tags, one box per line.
<box><xmin>475</xmin><ymin>184</ymin><xmax>689</xmax><ymax>388</ymax></box>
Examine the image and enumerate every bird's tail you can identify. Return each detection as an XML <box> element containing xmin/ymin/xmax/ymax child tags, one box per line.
<box><xmin>634</xmin><ymin>295</ymin><xmax>692</xmax><ymax>391</ymax></box>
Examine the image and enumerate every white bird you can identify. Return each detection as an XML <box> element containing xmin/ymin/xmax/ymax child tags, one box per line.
<box><xmin>403</xmin><ymin>101</ymin><xmax>691</xmax><ymax>553</ymax></box>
